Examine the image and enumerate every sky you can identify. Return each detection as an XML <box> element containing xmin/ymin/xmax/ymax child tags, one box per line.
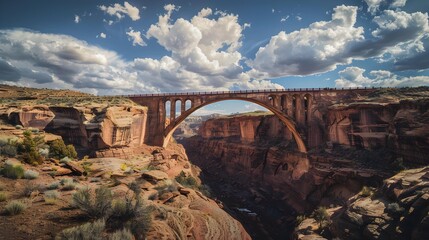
<box><xmin>0</xmin><ymin>0</ymin><xmax>428</xmax><ymax>114</ymax></box>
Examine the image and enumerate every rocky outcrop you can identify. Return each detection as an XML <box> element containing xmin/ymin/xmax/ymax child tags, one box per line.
<box><xmin>0</xmin><ymin>105</ymin><xmax>148</xmax><ymax>156</ymax></box>
<box><xmin>327</xmin><ymin>167</ymin><xmax>429</xmax><ymax>240</ymax></box>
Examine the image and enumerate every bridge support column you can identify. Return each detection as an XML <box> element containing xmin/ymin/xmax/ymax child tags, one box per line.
<box><xmin>181</xmin><ymin>100</ymin><xmax>185</xmax><ymax>115</ymax></box>
<box><xmin>170</xmin><ymin>101</ymin><xmax>176</xmax><ymax>122</ymax></box>
<box><xmin>295</xmin><ymin>95</ymin><xmax>305</xmax><ymax>125</ymax></box>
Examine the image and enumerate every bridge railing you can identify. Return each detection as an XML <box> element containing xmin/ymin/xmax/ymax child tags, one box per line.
<box><xmin>122</xmin><ymin>86</ymin><xmax>386</xmax><ymax>98</ymax></box>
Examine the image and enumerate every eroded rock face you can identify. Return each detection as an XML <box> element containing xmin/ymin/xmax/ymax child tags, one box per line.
<box><xmin>0</xmin><ymin>105</ymin><xmax>148</xmax><ymax>155</ymax></box>
<box><xmin>329</xmin><ymin>167</ymin><xmax>429</xmax><ymax>240</ymax></box>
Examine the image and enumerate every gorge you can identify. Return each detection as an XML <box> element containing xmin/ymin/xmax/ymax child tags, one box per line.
<box><xmin>1</xmin><ymin>85</ymin><xmax>429</xmax><ymax>239</ymax></box>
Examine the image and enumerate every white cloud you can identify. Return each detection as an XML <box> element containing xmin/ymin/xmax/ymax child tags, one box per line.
<box><xmin>296</xmin><ymin>16</ymin><xmax>302</xmax><ymax>21</ymax></box>
<box><xmin>390</xmin><ymin>0</ymin><xmax>407</xmax><ymax>8</ymax></box>
<box><xmin>250</xmin><ymin>5</ymin><xmax>364</xmax><ymax>78</ymax></box>
<box><xmin>280</xmin><ymin>16</ymin><xmax>289</xmax><ymax>22</ymax></box>
<box><xmin>100</xmin><ymin>33</ymin><xmax>106</xmax><ymax>39</ymax></box>
<box><xmin>98</xmin><ymin>1</ymin><xmax>140</xmax><ymax>21</ymax></box>
<box><xmin>272</xmin><ymin>9</ymin><xmax>275</xmax><ymax>13</ymax></box>
<box><xmin>335</xmin><ymin>66</ymin><xmax>429</xmax><ymax>88</ymax></box>
<box><xmin>126</xmin><ymin>28</ymin><xmax>145</xmax><ymax>46</ymax></box>
<box><xmin>74</xmin><ymin>15</ymin><xmax>80</xmax><ymax>23</ymax></box>
<box><xmin>249</xmin><ymin>6</ymin><xmax>429</xmax><ymax>79</ymax></box>
<box><xmin>364</xmin><ymin>0</ymin><xmax>383</xmax><ymax>15</ymax></box>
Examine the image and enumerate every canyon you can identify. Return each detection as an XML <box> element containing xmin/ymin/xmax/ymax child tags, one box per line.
<box><xmin>0</xmin><ymin>85</ymin><xmax>429</xmax><ymax>239</ymax></box>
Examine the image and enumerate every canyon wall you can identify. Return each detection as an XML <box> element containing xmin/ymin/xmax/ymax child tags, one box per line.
<box><xmin>0</xmin><ymin>105</ymin><xmax>148</xmax><ymax>156</ymax></box>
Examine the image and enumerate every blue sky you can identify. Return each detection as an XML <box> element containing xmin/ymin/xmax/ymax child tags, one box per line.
<box><xmin>0</xmin><ymin>0</ymin><xmax>428</xmax><ymax>114</ymax></box>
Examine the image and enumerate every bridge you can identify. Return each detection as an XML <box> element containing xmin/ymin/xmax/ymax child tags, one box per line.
<box><xmin>128</xmin><ymin>87</ymin><xmax>378</xmax><ymax>152</ymax></box>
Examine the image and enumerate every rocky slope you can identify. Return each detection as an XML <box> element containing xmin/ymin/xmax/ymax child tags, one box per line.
<box><xmin>0</xmin><ymin>139</ymin><xmax>250</xmax><ymax>239</ymax></box>
<box><xmin>295</xmin><ymin>167</ymin><xmax>429</xmax><ymax>240</ymax></box>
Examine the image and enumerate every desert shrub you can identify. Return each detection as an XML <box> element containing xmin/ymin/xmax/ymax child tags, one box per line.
<box><xmin>60</xmin><ymin>178</ymin><xmax>76</xmax><ymax>190</ymax></box>
<box><xmin>47</xmin><ymin>181</ymin><xmax>60</xmax><ymax>190</ymax></box>
<box><xmin>39</xmin><ymin>148</ymin><xmax>50</xmax><ymax>158</ymax></box>
<box><xmin>15</xmin><ymin>125</ymin><xmax>23</xmax><ymax>129</ymax></box>
<box><xmin>391</xmin><ymin>157</ymin><xmax>405</xmax><ymax>172</ymax></box>
<box><xmin>22</xmin><ymin>182</ymin><xmax>41</xmax><ymax>197</ymax></box>
<box><xmin>312</xmin><ymin>206</ymin><xmax>330</xmax><ymax>228</ymax></box>
<box><xmin>386</xmin><ymin>202</ymin><xmax>404</xmax><ymax>216</ymax></box>
<box><xmin>109</xmin><ymin>182</ymin><xmax>152</xmax><ymax>238</ymax></box>
<box><xmin>0</xmin><ymin>192</ymin><xmax>6</xmax><ymax>202</ymax></box>
<box><xmin>359</xmin><ymin>186</ymin><xmax>374</xmax><ymax>197</ymax></box>
<box><xmin>56</xmin><ymin>219</ymin><xmax>105</xmax><ymax>240</ymax></box>
<box><xmin>49</xmin><ymin>139</ymin><xmax>77</xmax><ymax>159</ymax></box>
<box><xmin>73</xmin><ymin>187</ymin><xmax>113</xmax><ymax>219</ymax></box>
<box><xmin>4</xmin><ymin>200</ymin><xmax>26</xmax><ymax>215</ymax></box>
<box><xmin>296</xmin><ymin>215</ymin><xmax>307</xmax><ymax>226</ymax></box>
<box><xmin>0</xmin><ymin>137</ymin><xmax>18</xmax><ymax>158</ymax></box>
<box><xmin>44</xmin><ymin>190</ymin><xmax>60</xmax><ymax>204</ymax></box>
<box><xmin>20</xmin><ymin>130</ymin><xmax>45</xmax><ymax>165</ymax></box>
<box><xmin>62</xmin><ymin>182</ymin><xmax>76</xmax><ymax>191</ymax></box>
<box><xmin>109</xmin><ymin>228</ymin><xmax>134</xmax><ymax>240</ymax></box>
<box><xmin>2</xmin><ymin>163</ymin><xmax>24</xmax><ymax>179</ymax></box>
<box><xmin>24</xmin><ymin>169</ymin><xmax>39</xmax><ymax>179</ymax></box>
<box><xmin>198</xmin><ymin>184</ymin><xmax>212</xmax><ymax>197</ymax></box>
<box><xmin>60</xmin><ymin>157</ymin><xmax>72</xmax><ymax>164</ymax></box>
<box><xmin>175</xmin><ymin>171</ymin><xmax>198</xmax><ymax>188</ymax></box>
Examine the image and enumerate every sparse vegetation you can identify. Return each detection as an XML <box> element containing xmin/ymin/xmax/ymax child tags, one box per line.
<box><xmin>359</xmin><ymin>186</ymin><xmax>374</xmax><ymax>197</ymax></box>
<box><xmin>2</xmin><ymin>162</ymin><xmax>24</xmax><ymax>179</ymax></box>
<box><xmin>44</xmin><ymin>190</ymin><xmax>60</xmax><ymax>204</ymax></box>
<box><xmin>20</xmin><ymin>130</ymin><xmax>45</xmax><ymax>165</ymax></box>
<box><xmin>0</xmin><ymin>192</ymin><xmax>7</xmax><ymax>202</ymax></box>
<box><xmin>22</xmin><ymin>183</ymin><xmax>41</xmax><ymax>197</ymax></box>
<box><xmin>24</xmin><ymin>169</ymin><xmax>39</xmax><ymax>179</ymax></box>
<box><xmin>56</xmin><ymin>219</ymin><xmax>105</xmax><ymax>240</ymax></box>
<box><xmin>4</xmin><ymin>200</ymin><xmax>26</xmax><ymax>215</ymax></box>
<box><xmin>0</xmin><ymin>137</ymin><xmax>18</xmax><ymax>157</ymax></box>
<box><xmin>175</xmin><ymin>171</ymin><xmax>198</xmax><ymax>188</ymax></box>
<box><xmin>47</xmin><ymin>181</ymin><xmax>60</xmax><ymax>190</ymax></box>
<box><xmin>296</xmin><ymin>215</ymin><xmax>307</xmax><ymax>226</ymax></box>
<box><xmin>49</xmin><ymin>139</ymin><xmax>77</xmax><ymax>159</ymax></box>
<box><xmin>109</xmin><ymin>228</ymin><xmax>134</xmax><ymax>240</ymax></box>
<box><xmin>72</xmin><ymin>187</ymin><xmax>113</xmax><ymax>219</ymax></box>
<box><xmin>312</xmin><ymin>206</ymin><xmax>330</xmax><ymax>229</ymax></box>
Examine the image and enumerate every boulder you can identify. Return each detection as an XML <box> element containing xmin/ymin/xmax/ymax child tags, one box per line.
<box><xmin>141</xmin><ymin>170</ymin><xmax>168</xmax><ymax>182</ymax></box>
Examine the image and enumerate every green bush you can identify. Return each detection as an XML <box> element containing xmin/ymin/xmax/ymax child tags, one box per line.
<box><xmin>22</xmin><ymin>182</ymin><xmax>41</xmax><ymax>197</ymax></box>
<box><xmin>49</xmin><ymin>139</ymin><xmax>77</xmax><ymax>159</ymax></box>
<box><xmin>24</xmin><ymin>170</ymin><xmax>39</xmax><ymax>179</ymax></box>
<box><xmin>60</xmin><ymin>178</ymin><xmax>77</xmax><ymax>191</ymax></box>
<box><xmin>47</xmin><ymin>181</ymin><xmax>60</xmax><ymax>190</ymax></box>
<box><xmin>60</xmin><ymin>157</ymin><xmax>72</xmax><ymax>164</ymax></box>
<box><xmin>109</xmin><ymin>228</ymin><xmax>134</xmax><ymax>240</ymax></box>
<box><xmin>4</xmin><ymin>200</ymin><xmax>26</xmax><ymax>215</ymax></box>
<box><xmin>0</xmin><ymin>192</ymin><xmax>6</xmax><ymax>202</ymax></box>
<box><xmin>175</xmin><ymin>171</ymin><xmax>198</xmax><ymax>188</ymax></box>
<box><xmin>2</xmin><ymin>163</ymin><xmax>24</xmax><ymax>179</ymax></box>
<box><xmin>20</xmin><ymin>130</ymin><xmax>45</xmax><ymax>165</ymax></box>
<box><xmin>56</xmin><ymin>219</ymin><xmax>105</xmax><ymax>240</ymax></box>
<box><xmin>312</xmin><ymin>206</ymin><xmax>330</xmax><ymax>228</ymax></box>
<box><xmin>73</xmin><ymin>187</ymin><xmax>113</xmax><ymax>219</ymax></box>
<box><xmin>108</xmin><ymin>182</ymin><xmax>152</xmax><ymax>238</ymax></box>
<box><xmin>296</xmin><ymin>215</ymin><xmax>307</xmax><ymax>226</ymax></box>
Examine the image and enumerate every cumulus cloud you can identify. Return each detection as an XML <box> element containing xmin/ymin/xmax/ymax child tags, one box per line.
<box><xmin>99</xmin><ymin>1</ymin><xmax>140</xmax><ymax>21</ymax></box>
<box><xmin>335</xmin><ymin>66</ymin><xmax>429</xmax><ymax>88</ymax></box>
<box><xmin>364</xmin><ymin>0</ymin><xmax>384</xmax><ymax>15</ymax></box>
<box><xmin>126</xmin><ymin>28</ymin><xmax>145</xmax><ymax>46</ymax></box>
<box><xmin>250</xmin><ymin>5</ymin><xmax>364</xmax><ymax>77</ymax></box>
<box><xmin>145</xmin><ymin>5</ymin><xmax>261</xmax><ymax>87</ymax></box>
<box><xmin>390</xmin><ymin>0</ymin><xmax>407</xmax><ymax>8</ymax></box>
<box><xmin>249</xmin><ymin>5</ymin><xmax>429</xmax><ymax>79</ymax></box>
<box><xmin>393</xmin><ymin>36</ymin><xmax>429</xmax><ymax>71</ymax></box>
<box><xmin>74</xmin><ymin>15</ymin><xmax>80</xmax><ymax>23</ymax></box>
<box><xmin>0</xmin><ymin>29</ymin><xmax>140</xmax><ymax>94</ymax></box>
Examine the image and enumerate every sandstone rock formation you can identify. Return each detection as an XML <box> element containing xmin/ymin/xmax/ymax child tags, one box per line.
<box><xmin>328</xmin><ymin>167</ymin><xmax>429</xmax><ymax>240</ymax></box>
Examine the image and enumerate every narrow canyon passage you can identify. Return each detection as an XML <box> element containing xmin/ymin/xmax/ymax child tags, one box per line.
<box><xmin>181</xmin><ymin>139</ymin><xmax>299</xmax><ymax>240</ymax></box>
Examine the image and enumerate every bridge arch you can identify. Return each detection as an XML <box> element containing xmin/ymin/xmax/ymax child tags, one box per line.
<box><xmin>162</xmin><ymin>97</ymin><xmax>307</xmax><ymax>153</ymax></box>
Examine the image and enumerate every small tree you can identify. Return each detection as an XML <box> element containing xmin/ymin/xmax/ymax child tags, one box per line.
<box><xmin>312</xmin><ymin>206</ymin><xmax>330</xmax><ymax>229</ymax></box>
<box><xmin>20</xmin><ymin>130</ymin><xmax>44</xmax><ymax>164</ymax></box>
